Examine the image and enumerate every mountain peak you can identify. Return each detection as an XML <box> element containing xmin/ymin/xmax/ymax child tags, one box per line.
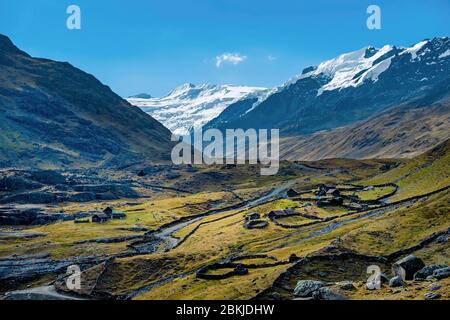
<box><xmin>128</xmin><ymin>83</ymin><xmax>267</xmax><ymax>135</ymax></box>
<box><xmin>295</xmin><ymin>38</ymin><xmax>449</xmax><ymax>96</ymax></box>
<box><xmin>204</xmin><ymin>37</ymin><xmax>450</xmax><ymax>140</ymax></box>
<box><xmin>172</xmin><ymin>82</ymin><xmax>196</xmax><ymax>91</ymax></box>
<box><xmin>299</xmin><ymin>44</ymin><xmax>395</xmax><ymax>94</ymax></box>
<box><xmin>0</xmin><ymin>34</ymin><xmax>28</xmax><ymax>57</ymax></box>
<box><xmin>0</xmin><ymin>34</ymin><xmax>172</xmax><ymax>167</ymax></box>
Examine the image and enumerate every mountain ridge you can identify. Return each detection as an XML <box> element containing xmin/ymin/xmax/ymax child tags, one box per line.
<box><xmin>204</xmin><ymin>37</ymin><xmax>450</xmax><ymax>160</ymax></box>
<box><xmin>128</xmin><ymin>83</ymin><xmax>268</xmax><ymax>135</ymax></box>
<box><xmin>280</xmin><ymin>93</ymin><xmax>450</xmax><ymax>161</ymax></box>
<box><xmin>0</xmin><ymin>34</ymin><xmax>173</xmax><ymax>169</ymax></box>
<box><xmin>205</xmin><ymin>37</ymin><xmax>450</xmax><ymax>136</ymax></box>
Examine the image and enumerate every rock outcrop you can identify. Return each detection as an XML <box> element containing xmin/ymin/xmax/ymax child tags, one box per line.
<box><xmin>293</xmin><ymin>280</ymin><xmax>325</xmax><ymax>298</ymax></box>
<box><xmin>392</xmin><ymin>255</ymin><xmax>425</xmax><ymax>280</ymax></box>
<box><xmin>414</xmin><ymin>264</ymin><xmax>448</xmax><ymax>280</ymax></box>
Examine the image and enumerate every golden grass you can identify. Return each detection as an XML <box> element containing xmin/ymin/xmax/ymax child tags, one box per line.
<box><xmin>362</xmin><ymin>141</ymin><xmax>450</xmax><ymax>201</ymax></box>
<box><xmin>340</xmin><ymin>190</ymin><xmax>450</xmax><ymax>256</ymax></box>
<box><xmin>0</xmin><ymin>191</ymin><xmax>245</xmax><ymax>259</ymax></box>
<box><xmin>342</xmin><ymin>186</ymin><xmax>396</xmax><ymax>201</ymax></box>
<box><xmin>135</xmin><ymin>264</ymin><xmax>289</xmax><ymax>300</ymax></box>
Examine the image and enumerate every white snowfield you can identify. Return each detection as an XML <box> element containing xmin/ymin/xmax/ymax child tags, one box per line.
<box><xmin>301</xmin><ymin>39</ymin><xmax>448</xmax><ymax>96</ymax></box>
<box><xmin>439</xmin><ymin>49</ymin><xmax>450</xmax><ymax>59</ymax></box>
<box><xmin>128</xmin><ymin>39</ymin><xmax>448</xmax><ymax>132</ymax></box>
<box><xmin>127</xmin><ymin>83</ymin><xmax>267</xmax><ymax>135</ymax></box>
<box><xmin>244</xmin><ymin>38</ymin><xmax>448</xmax><ymax>114</ymax></box>
<box><xmin>309</xmin><ymin>45</ymin><xmax>394</xmax><ymax>94</ymax></box>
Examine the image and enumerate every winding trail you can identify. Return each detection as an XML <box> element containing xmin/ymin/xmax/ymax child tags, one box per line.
<box><xmin>1</xmin><ymin>181</ymin><xmax>296</xmax><ymax>301</ymax></box>
<box><xmin>134</xmin><ymin>180</ymin><xmax>298</xmax><ymax>253</ymax></box>
<box><xmin>126</xmin><ymin>186</ymin><xmax>449</xmax><ymax>299</ymax></box>
<box><xmin>6</xmin><ymin>182</ymin><xmax>448</xmax><ymax>300</ymax></box>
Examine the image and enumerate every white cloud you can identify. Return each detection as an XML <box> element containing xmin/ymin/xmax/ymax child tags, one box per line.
<box><xmin>216</xmin><ymin>53</ymin><xmax>247</xmax><ymax>67</ymax></box>
<box><xmin>267</xmin><ymin>55</ymin><xmax>277</xmax><ymax>61</ymax></box>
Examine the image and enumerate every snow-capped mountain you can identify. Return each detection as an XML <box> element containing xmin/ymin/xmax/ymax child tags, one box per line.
<box><xmin>127</xmin><ymin>83</ymin><xmax>267</xmax><ymax>135</ymax></box>
<box><xmin>204</xmin><ymin>37</ymin><xmax>450</xmax><ymax>135</ymax></box>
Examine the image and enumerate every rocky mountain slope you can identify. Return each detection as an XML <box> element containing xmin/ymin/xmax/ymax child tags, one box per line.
<box><xmin>280</xmin><ymin>92</ymin><xmax>450</xmax><ymax>161</ymax></box>
<box><xmin>205</xmin><ymin>37</ymin><xmax>450</xmax><ymax>160</ymax></box>
<box><xmin>128</xmin><ymin>83</ymin><xmax>267</xmax><ymax>135</ymax></box>
<box><xmin>0</xmin><ymin>34</ymin><xmax>173</xmax><ymax>169</ymax></box>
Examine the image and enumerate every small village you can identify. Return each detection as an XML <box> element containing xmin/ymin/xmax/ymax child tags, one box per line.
<box><xmin>242</xmin><ymin>183</ymin><xmax>399</xmax><ymax>230</ymax></box>
<box><xmin>75</xmin><ymin>207</ymin><xmax>127</xmax><ymax>224</ymax></box>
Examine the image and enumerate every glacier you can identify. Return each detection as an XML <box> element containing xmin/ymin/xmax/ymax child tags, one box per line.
<box><xmin>127</xmin><ymin>83</ymin><xmax>267</xmax><ymax>135</ymax></box>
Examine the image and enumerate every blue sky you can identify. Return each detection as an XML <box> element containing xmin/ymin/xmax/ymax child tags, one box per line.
<box><xmin>0</xmin><ymin>0</ymin><xmax>449</xmax><ymax>97</ymax></box>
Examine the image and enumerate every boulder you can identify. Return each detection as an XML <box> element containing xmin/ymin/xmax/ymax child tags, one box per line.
<box><xmin>312</xmin><ymin>287</ymin><xmax>347</xmax><ymax>300</ymax></box>
<box><xmin>379</xmin><ymin>273</ymin><xmax>390</xmax><ymax>284</ymax></box>
<box><xmin>366</xmin><ymin>272</ymin><xmax>389</xmax><ymax>290</ymax></box>
<box><xmin>0</xmin><ymin>208</ymin><xmax>40</xmax><ymax>225</ymax></box>
<box><xmin>336</xmin><ymin>281</ymin><xmax>356</xmax><ymax>291</ymax></box>
<box><xmin>270</xmin><ymin>292</ymin><xmax>281</xmax><ymax>300</ymax></box>
<box><xmin>294</xmin><ymin>280</ymin><xmax>325</xmax><ymax>297</ymax></box>
<box><xmin>185</xmin><ymin>166</ymin><xmax>198</xmax><ymax>173</ymax></box>
<box><xmin>392</xmin><ymin>255</ymin><xmax>425</xmax><ymax>280</ymax></box>
<box><xmin>429</xmin><ymin>283</ymin><xmax>442</xmax><ymax>291</ymax></box>
<box><xmin>432</xmin><ymin>267</ymin><xmax>450</xmax><ymax>280</ymax></box>
<box><xmin>389</xmin><ymin>275</ymin><xmax>405</xmax><ymax>288</ymax></box>
<box><xmin>414</xmin><ymin>264</ymin><xmax>447</xmax><ymax>281</ymax></box>
<box><xmin>424</xmin><ymin>292</ymin><xmax>441</xmax><ymax>300</ymax></box>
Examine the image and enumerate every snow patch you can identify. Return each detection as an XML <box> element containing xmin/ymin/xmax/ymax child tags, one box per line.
<box><xmin>439</xmin><ymin>49</ymin><xmax>450</xmax><ymax>59</ymax></box>
<box><xmin>400</xmin><ymin>40</ymin><xmax>429</xmax><ymax>60</ymax></box>
<box><xmin>128</xmin><ymin>84</ymin><xmax>266</xmax><ymax>135</ymax></box>
<box><xmin>356</xmin><ymin>56</ymin><xmax>393</xmax><ymax>85</ymax></box>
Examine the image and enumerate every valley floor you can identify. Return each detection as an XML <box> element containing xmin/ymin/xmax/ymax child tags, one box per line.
<box><xmin>0</xmin><ymin>141</ymin><xmax>449</xmax><ymax>300</ymax></box>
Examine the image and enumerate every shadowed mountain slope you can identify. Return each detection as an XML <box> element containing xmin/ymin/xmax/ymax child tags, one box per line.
<box><xmin>0</xmin><ymin>34</ymin><xmax>173</xmax><ymax>169</ymax></box>
<box><xmin>280</xmin><ymin>93</ymin><xmax>450</xmax><ymax>161</ymax></box>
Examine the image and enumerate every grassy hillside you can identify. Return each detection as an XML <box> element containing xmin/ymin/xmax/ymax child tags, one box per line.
<box><xmin>362</xmin><ymin>139</ymin><xmax>450</xmax><ymax>200</ymax></box>
<box><xmin>280</xmin><ymin>100</ymin><xmax>450</xmax><ymax>161</ymax></box>
<box><xmin>0</xmin><ymin>34</ymin><xmax>172</xmax><ymax>169</ymax></box>
<box><xmin>0</xmin><ymin>139</ymin><xmax>448</xmax><ymax>300</ymax></box>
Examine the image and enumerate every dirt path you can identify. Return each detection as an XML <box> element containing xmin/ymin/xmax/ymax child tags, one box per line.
<box><xmin>134</xmin><ymin>180</ymin><xmax>298</xmax><ymax>253</ymax></box>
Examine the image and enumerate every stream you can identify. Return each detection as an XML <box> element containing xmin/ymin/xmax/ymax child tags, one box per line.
<box><xmin>1</xmin><ymin>181</ymin><xmax>296</xmax><ymax>301</ymax></box>
<box><xmin>135</xmin><ymin>180</ymin><xmax>297</xmax><ymax>253</ymax></box>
